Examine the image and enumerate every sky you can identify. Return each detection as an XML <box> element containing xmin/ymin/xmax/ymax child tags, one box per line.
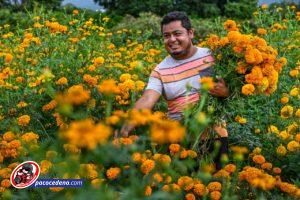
<box><xmin>61</xmin><ymin>0</ymin><xmax>299</xmax><ymax>11</ymax></box>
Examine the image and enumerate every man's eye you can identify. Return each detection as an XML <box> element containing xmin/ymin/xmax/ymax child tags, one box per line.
<box><xmin>174</xmin><ymin>32</ymin><xmax>182</xmax><ymax>36</ymax></box>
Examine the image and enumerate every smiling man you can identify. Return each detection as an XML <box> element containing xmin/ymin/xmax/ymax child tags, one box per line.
<box><xmin>118</xmin><ymin>11</ymin><xmax>229</xmax><ymax>170</ymax></box>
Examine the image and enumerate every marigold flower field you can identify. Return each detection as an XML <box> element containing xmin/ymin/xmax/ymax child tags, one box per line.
<box><xmin>0</xmin><ymin>5</ymin><xmax>299</xmax><ymax>200</ymax></box>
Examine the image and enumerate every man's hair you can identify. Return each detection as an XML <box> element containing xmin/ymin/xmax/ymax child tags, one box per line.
<box><xmin>161</xmin><ymin>11</ymin><xmax>192</xmax><ymax>32</ymax></box>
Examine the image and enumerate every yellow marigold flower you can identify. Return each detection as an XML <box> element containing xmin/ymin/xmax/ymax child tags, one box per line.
<box><xmin>242</xmin><ymin>84</ymin><xmax>255</xmax><ymax>95</ymax></box>
<box><xmin>290</xmin><ymin>87</ymin><xmax>299</xmax><ymax>96</ymax></box>
<box><xmin>185</xmin><ymin>193</ymin><xmax>196</xmax><ymax>200</ymax></box>
<box><xmin>3</xmin><ymin>131</ymin><xmax>15</xmax><ymax>142</ymax></box>
<box><xmin>177</xmin><ymin>176</ymin><xmax>194</xmax><ymax>191</ymax></box>
<box><xmin>276</xmin><ymin>145</ymin><xmax>287</xmax><ymax>156</ymax></box>
<box><xmin>5</xmin><ymin>53</ymin><xmax>13</xmax><ymax>63</ymax></box>
<box><xmin>257</xmin><ymin>28</ymin><xmax>267</xmax><ymax>35</ymax></box>
<box><xmin>144</xmin><ymin>186</ymin><xmax>152</xmax><ymax>196</ymax></box>
<box><xmin>193</xmin><ymin>183</ymin><xmax>206</xmax><ymax>196</ymax></box>
<box><xmin>223</xmin><ymin>20</ymin><xmax>238</xmax><ymax>31</ymax></box>
<box><xmin>141</xmin><ymin>159</ymin><xmax>155</xmax><ymax>174</ymax></box>
<box><xmin>106</xmin><ymin>167</ymin><xmax>121</xmax><ymax>180</ymax></box>
<box><xmin>261</xmin><ymin>162</ymin><xmax>272</xmax><ymax>170</ymax></box>
<box><xmin>199</xmin><ymin>76</ymin><xmax>215</xmax><ymax>90</ymax></box>
<box><xmin>1</xmin><ymin>179</ymin><xmax>10</xmax><ymax>188</ymax></box>
<box><xmin>56</xmin><ymin>77</ymin><xmax>68</xmax><ymax>85</ymax></box>
<box><xmin>289</xmin><ymin>69</ymin><xmax>299</xmax><ymax>77</ymax></box>
<box><xmin>287</xmin><ymin>141</ymin><xmax>300</xmax><ymax>152</ymax></box>
<box><xmin>224</xmin><ymin>164</ymin><xmax>236</xmax><ymax>173</ymax></box>
<box><xmin>169</xmin><ymin>143</ymin><xmax>181</xmax><ymax>155</ymax></box>
<box><xmin>295</xmin><ymin>109</ymin><xmax>300</xmax><ymax>118</ymax></box>
<box><xmin>17</xmin><ymin>101</ymin><xmax>28</xmax><ymax>108</ymax></box>
<box><xmin>17</xmin><ymin>115</ymin><xmax>30</xmax><ymax>126</ymax></box>
<box><xmin>187</xmin><ymin>150</ymin><xmax>197</xmax><ymax>158</ymax></box>
<box><xmin>280</xmin><ymin>96</ymin><xmax>289</xmax><ymax>104</ymax></box>
<box><xmin>280</xmin><ymin>105</ymin><xmax>293</xmax><ymax>119</ymax></box>
<box><xmin>252</xmin><ymin>155</ymin><xmax>266</xmax><ymax>164</ymax></box>
<box><xmin>41</xmin><ymin>160</ymin><xmax>53</xmax><ymax>174</ymax></box>
<box><xmin>98</xmin><ymin>79</ymin><xmax>120</xmax><ymax>95</ymax></box>
<box><xmin>235</xmin><ymin>115</ymin><xmax>247</xmax><ymax>124</ymax></box>
<box><xmin>210</xmin><ymin>191</ymin><xmax>222</xmax><ymax>200</ymax></box>
<box><xmin>93</xmin><ymin>57</ymin><xmax>105</xmax><ymax>66</ymax></box>
<box><xmin>268</xmin><ymin>125</ymin><xmax>279</xmax><ymax>134</ymax></box>
<box><xmin>135</xmin><ymin>80</ymin><xmax>145</xmax><ymax>91</ymax></box>
<box><xmin>207</xmin><ymin>181</ymin><xmax>222</xmax><ymax>192</ymax></box>
<box><xmin>21</xmin><ymin>132</ymin><xmax>39</xmax><ymax>144</ymax></box>
<box><xmin>255</xmin><ymin>128</ymin><xmax>261</xmax><ymax>134</ymax></box>
<box><xmin>61</xmin><ymin>119</ymin><xmax>111</xmax><ymax>149</ymax></box>
<box><xmin>65</xmin><ymin>85</ymin><xmax>91</xmax><ymax>105</ymax></box>
<box><xmin>119</xmin><ymin>73</ymin><xmax>131</xmax><ymax>82</ymax></box>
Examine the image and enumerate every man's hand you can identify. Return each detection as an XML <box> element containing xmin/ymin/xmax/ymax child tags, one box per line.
<box><xmin>209</xmin><ymin>77</ymin><xmax>229</xmax><ymax>98</ymax></box>
<box><xmin>115</xmin><ymin>123</ymin><xmax>135</xmax><ymax>138</ymax></box>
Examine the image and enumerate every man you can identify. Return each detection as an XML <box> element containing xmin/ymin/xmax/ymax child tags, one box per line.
<box><xmin>117</xmin><ymin>11</ymin><xmax>228</xmax><ymax>169</ymax></box>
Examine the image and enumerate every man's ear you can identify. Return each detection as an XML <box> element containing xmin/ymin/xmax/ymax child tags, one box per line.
<box><xmin>188</xmin><ymin>28</ymin><xmax>195</xmax><ymax>39</ymax></box>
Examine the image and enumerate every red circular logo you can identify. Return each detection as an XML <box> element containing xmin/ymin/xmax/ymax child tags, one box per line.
<box><xmin>10</xmin><ymin>161</ymin><xmax>40</xmax><ymax>189</ymax></box>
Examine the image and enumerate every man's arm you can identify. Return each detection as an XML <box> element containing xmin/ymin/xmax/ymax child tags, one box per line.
<box><xmin>118</xmin><ymin>89</ymin><xmax>161</xmax><ymax>137</ymax></box>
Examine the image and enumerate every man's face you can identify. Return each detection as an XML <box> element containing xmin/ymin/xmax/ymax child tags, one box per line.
<box><xmin>162</xmin><ymin>20</ymin><xmax>194</xmax><ymax>60</ymax></box>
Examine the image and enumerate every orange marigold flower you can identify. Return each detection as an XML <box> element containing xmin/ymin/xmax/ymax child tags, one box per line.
<box><xmin>93</xmin><ymin>57</ymin><xmax>105</xmax><ymax>66</ymax></box>
<box><xmin>3</xmin><ymin>131</ymin><xmax>15</xmax><ymax>142</ymax></box>
<box><xmin>42</xmin><ymin>100</ymin><xmax>57</xmax><ymax>111</ymax></box>
<box><xmin>169</xmin><ymin>143</ymin><xmax>180</xmax><ymax>154</ymax></box>
<box><xmin>1</xmin><ymin>179</ymin><xmax>10</xmax><ymax>188</ymax></box>
<box><xmin>245</xmin><ymin>47</ymin><xmax>263</xmax><ymax>65</ymax></box>
<box><xmin>207</xmin><ymin>182</ymin><xmax>222</xmax><ymax>192</ymax></box>
<box><xmin>295</xmin><ymin>109</ymin><xmax>300</xmax><ymax>118</ymax></box>
<box><xmin>223</xmin><ymin>20</ymin><xmax>238</xmax><ymax>31</ymax></box>
<box><xmin>141</xmin><ymin>159</ymin><xmax>155</xmax><ymax>174</ymax></box>
<box><xmin>280</xmin><ymin>96</ymin><xmax>289</xmax><ymax>104</ymax></box>
<box><xmin>144</xmin><ymin>185</ymin><xmax>152</xmax><ymax>196</ymax></box>
<box><xmin>106</xmin><ymin>167</ymin><xmax>121</xmax><ymax>180</ymax></box>
<box><xmin>193</xmin><ymin>183</ymin><xmax>206</xmax><ymax>196</ymax></box>
<box><xmin>185</xmin><ymin>193</ymin><xmax>196</xmax><ymax>200</ymax></box>
<box><xmin>98</xmin><ymin>79</ymin><xmax>120</xmax><ymax>95</ymax></box>
<box><xmin>261</xmin><ymin>162</ymin><xmax>273</xmax><ymax>170</ymax></box>
<box><xmin>21</xmin><ymin>132</ymin><xmax>39</xmax><ymax>144</ymax></box>
<box><xmin>213</xmin><ymin>169</ymin><xmax>230</xmax><ymax>178</ymax></box>
<box><xmin>257</xmin><ymin>28</ymin><xmax>267</xmax><ymax>35</ymax></box>
<box><xmin>65</xmin><ymin>85</ymin><xmax>91</xmax><ymax>105</ymax></box>
<box><xmin>224</xmin><ymin>164</ymin><xmax>236</xmax><ymax>173</ymax></box>
<box><xmin>273</xmin><ymin>167</ymin><xmax>281</xmax><ymax>174</ymax></box>
<box><xmin>5</xmin><ymin>53</ymin><xmax>13</xmax><ymax>63</ymax></box>
<box><xmin>18</xmin><ymin>115</ymin><xmax>30</xmax><ymax>126</ymax></box>
<box><xmin>252</xmin><ymin>155</ymin><xmax>266</xmax><ymax>164</ymax></box>
<box><xmin>289</xmin><ymin>69</ymin><xmax>299</xmax><ymax>77</ymax></box>
<box><xmin>56</xmin><ymin>77</ymin><xmax>68</xmax><ymax>85</ymax></box>
<box><xmin>210</xmin><ymin>191</ymin><xmax>222</xmax><ymax>200</ymax></box>
<box><xmin>242</xmin><ymin>84</ymin><xmax>255</xmax><ymax>95</ymax></box>
<box><xmin>177</xmin><ymin>176</ymin><xmax>194</xmax><ymax>191</ymax></box>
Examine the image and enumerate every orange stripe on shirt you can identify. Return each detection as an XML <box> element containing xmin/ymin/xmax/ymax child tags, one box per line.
<box><xmin>160</xmin><ymin>63</ymin><xmax>213</xmax><ymax>83</ymax></box>
<box><xmin>159</xmin><ymin>55</ymin><xmax>214</xmax><ymax>75</ymax></box>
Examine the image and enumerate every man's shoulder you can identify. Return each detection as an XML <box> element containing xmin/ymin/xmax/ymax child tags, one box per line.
<box><xmin>196</xmin><ymin>47</ymin><xmax>212</xmax><ymax>58</ymax></box>
<box><xmin>154</xmin><ymin>56</ymin><xmax>173</xmax><ymax>71</ymax></box>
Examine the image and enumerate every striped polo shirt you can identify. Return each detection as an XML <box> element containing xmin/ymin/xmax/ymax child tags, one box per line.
<box><xmin>145</xmin><ymin>47</ymin><xmax>214</xmax><ymax>120</ymax></box>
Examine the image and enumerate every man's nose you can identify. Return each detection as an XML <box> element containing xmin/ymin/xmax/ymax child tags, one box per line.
<box><xmin>169</xmin><ymin>34</ymin><xmax>177</xmax><ymax>42</ymax></box>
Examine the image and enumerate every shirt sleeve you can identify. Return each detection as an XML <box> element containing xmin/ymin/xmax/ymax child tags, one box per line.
<box><xmin>145</xmin><ymin>70</ymin><xmax>163</xmax><ymax>95</ymax></box>
<box><xmin>199</xmin><ymin>66</ymin><xmax>215</xmax><ymax>77</ymax></box>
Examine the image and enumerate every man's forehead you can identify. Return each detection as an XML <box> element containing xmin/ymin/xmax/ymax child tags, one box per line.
<box><xmin>162</xmin><ymin>21</ymin><xmax>186</xmax><ymax>32</ymax></box>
